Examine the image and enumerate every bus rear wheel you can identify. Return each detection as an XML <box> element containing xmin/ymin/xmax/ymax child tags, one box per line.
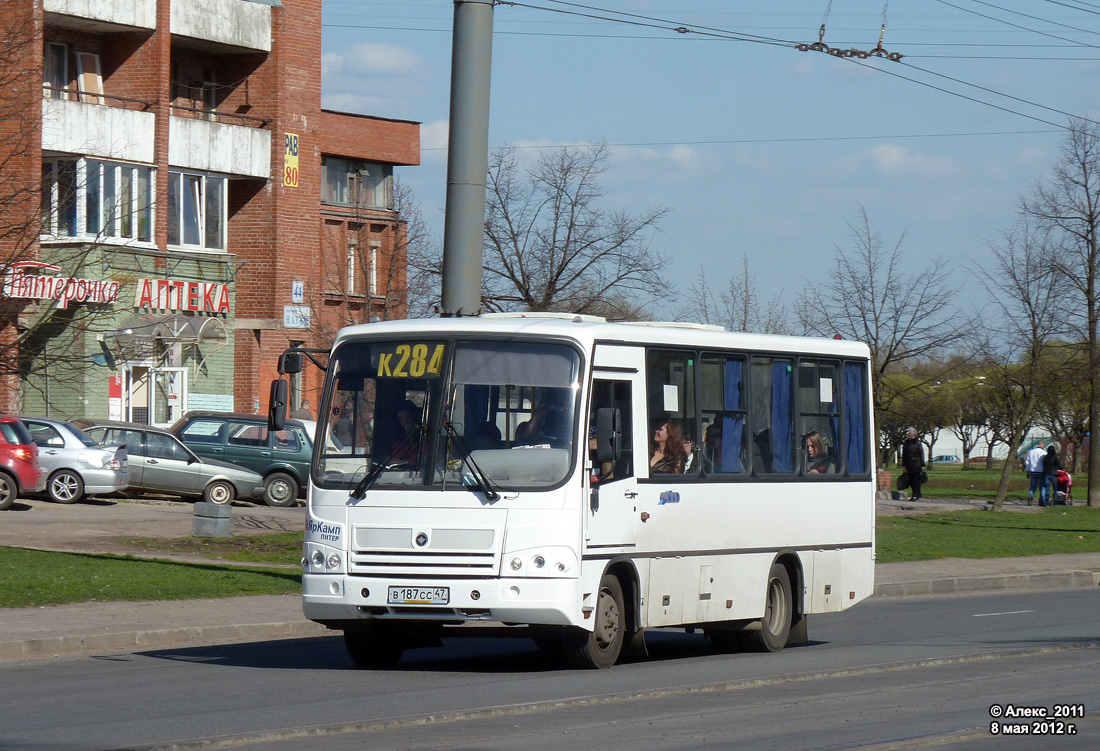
<box><xmin>563</xmin><ymin>574</ymin><xmax>625</xmax><ymax>669</ymax></box>
<box><xmin>344</xmin><ymin>624</ymin><xmax>404</xmax><ymax>669</ymax></box>
<box><xmin>743</xmin><ymin>562</ymin><xmax>793</xmax><ymax>653</ymax></box>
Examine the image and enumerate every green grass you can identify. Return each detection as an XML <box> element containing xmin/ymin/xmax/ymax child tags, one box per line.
<box><xmin>897</xmin><ymin>465</ymin><xmax>1033</xmax><ymax>499</ymax></box>
<box><xmin>0</xmin><ymin>548</ymin><xmax>301</xmax><ymax>608</ymax></box>
<box><xmin>121</xmin><ymin>532</ymin><xmax>303</xmax><ymax>565</ymax></box>
<box><xmin>877</xmin><ymin>506</ymin><xmax>1100</xmax><ymax>563</ymax></box>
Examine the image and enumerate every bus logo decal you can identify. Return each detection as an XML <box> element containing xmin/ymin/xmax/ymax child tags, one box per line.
<box><xmin>658</xmin><ymin>491</ymin><xmax>681</xmax><ymax>505</ymax></box>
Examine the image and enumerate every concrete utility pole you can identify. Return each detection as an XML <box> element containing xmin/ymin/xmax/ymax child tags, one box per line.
<box><xmin>440</xmin><ymin>0</ymin><xmax>494</xmax><ymax>317</ymax></box>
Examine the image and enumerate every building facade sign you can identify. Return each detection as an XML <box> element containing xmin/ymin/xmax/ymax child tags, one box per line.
<box><xmin>134</xmin><ymin>278</ymin><xmax>232</xmax><ymax>314</ymax></box>
<box><xmin>3</xmin><ymin>261</ymin><xmax>122</xmax><ymax>309</ymax></box>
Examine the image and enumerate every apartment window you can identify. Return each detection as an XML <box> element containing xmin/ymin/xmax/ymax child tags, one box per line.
<box><xmin>40</xmin><ymin>159</ymin><xmax>153</xmax><ymax>242</ymax></box>
<box><xmin>76</xmin><ymin>53</ymin><xmax>103</xmax><ymax>104</ymax></box>
<box><xmin>201</xmin><ymin>69</ymin><xmax>217</xmax><ymax>121</ymax></box>
<box><xmin>44</xmin><ymin>43</ymin><xmax>68</xmax><ymax>99</ymax></box>
<box><xmin>321</xmin><ymin>157</ymin><xmax>392</xmax><ymax>209</ymax></box>
<box><xmin>369</xmin><ymin>242</ymin><xmax>379</xmax><ymax>295</ymax></box>
<box><xmin>346</xmin><ymin>238</ymin><xmax>357</xmax><ymax>295</ymax></box>
<box><xmin>166</xmin><ymin>170</ymin><xmax>226</xmax><ymax>250</ymax></box>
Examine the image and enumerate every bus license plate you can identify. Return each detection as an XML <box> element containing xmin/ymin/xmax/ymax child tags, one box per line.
<box><xmin>387</xmin><ymin>586</ymin><xmax>450</xmax><ymax>605</ymax></box>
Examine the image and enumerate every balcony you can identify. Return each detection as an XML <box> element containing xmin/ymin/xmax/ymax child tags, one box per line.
<box><xmin>41</xmin><ymin>95</ymin><xmax>155</xmax><ymax>163</ymax></box>
<box><xmin>44</xmin><ymin>0</ymin><xmax>156</xmax><ymax>32</ymax></box>
<box><xmin>169</xmin><ymin>117</ymin><xmax>271</xmax><ymax>178</ymax></box>
<box><xmin>171</xmin><ymin>0</ymin><xmax>271</xmax><ymax>53</ymax></box>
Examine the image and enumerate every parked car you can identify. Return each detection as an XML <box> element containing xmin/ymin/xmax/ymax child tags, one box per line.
<box><xmin>17</xmin><ymin>416</ymin><xmax>129</xmax><ymax>503</ymax></box>
<box><xmin>81</xmin><ymin>421</ymin><xmax>265</xmax><ymax>505</ymax></box>
<box><xmin>930</xmin><ymin>455</ymin><xmax>961</xmax><ymax>464</ymax></box>
<box><xmin>0</xmin><ymin>416</ymin><xmax>44</xmax><ymax>510</ymax></box>
<box><xmin>169</xmin><ymin>412</ymin><xmax>313</xmax><ymax>507</ymax></box>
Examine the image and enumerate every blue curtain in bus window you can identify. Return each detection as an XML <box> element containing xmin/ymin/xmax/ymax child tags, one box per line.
<box><xmin>463</xmin><ymin>385</ymin><xmax>490</xmax><ymax>434</ymax></box>
<box><xmin>720</xmin><ymin>415</ymin><xmax>743</xmax><ymax>473</ymax></box>
<box><xmin>721</xmin><ymin>360</ymin><xmax>744</xmax><ymax>472</ymax></box>
<box><xmin>845</xmin><ymin>364</ymin><xmax>867</xmax><ymax>474</ymax></box>
<box><xmin>771</xmin><ymin>361</ymin><xmax>793</xmax><ymax>473</ymax></box>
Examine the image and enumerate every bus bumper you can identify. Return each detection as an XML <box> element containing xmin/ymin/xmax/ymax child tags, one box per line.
<box><xmin>302</xmin><ymin>574</ymin><xmax>587</xmax><ymax>628</ymax></box>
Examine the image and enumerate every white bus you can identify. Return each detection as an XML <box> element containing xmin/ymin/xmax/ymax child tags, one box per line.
<box><xmin>271</xmin><ymin>314</ymin><xmax>875</xmax><ymax>669</ymax></box>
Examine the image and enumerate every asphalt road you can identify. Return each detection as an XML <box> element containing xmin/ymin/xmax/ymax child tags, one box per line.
<box><xmin>2</xmin><ymin>588</ymin><xmax>1098</xmax><ymax>751</ymax></box>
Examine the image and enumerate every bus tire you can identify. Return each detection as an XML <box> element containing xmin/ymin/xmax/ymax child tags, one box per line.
<box><xmin>743</xmin><ymin>563</ymin><xmax>792</xmax><ymax>653</ymax></box>
<box><xmin>563</xmin><ymin>574</ymin><xmax>625</xmax><ymax>669</ymax></box>
<box><xmin>344</xmin><ymin>626</ymin><xmax>404</xmax><ymax>669</ymax></box>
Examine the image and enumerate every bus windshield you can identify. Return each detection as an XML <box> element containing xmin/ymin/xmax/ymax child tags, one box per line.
<box><xmin>316</xmin><ymin>338</ymin><xmax>582</xmax><ymax>492</ymax></box>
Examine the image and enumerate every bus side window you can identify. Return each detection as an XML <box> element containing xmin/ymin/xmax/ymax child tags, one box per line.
<box><xmin>645</xmin><ymin>349</ymin><xmax>697</xmax><ymax>477</ymax></box>
<box><xmin>749</xmin><ymin>356</ymin><xmax>796</xmax><ymax>474</ymax></box>
<box><xmin>798</xmin><ymin>360</ymin><xmax>841</xmax><ymax>476</ymax></box>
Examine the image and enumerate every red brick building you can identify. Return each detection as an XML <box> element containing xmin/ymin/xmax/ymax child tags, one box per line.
<box><xmin>0</xmin><ymin>0</ymin><xmax>419</xmax><ymax>423</ymax></box>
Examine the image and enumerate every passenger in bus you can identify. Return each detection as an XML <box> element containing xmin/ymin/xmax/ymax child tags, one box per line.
<box><xmin>805</xmin><ymin>431</ymin><xmax>836</xmax><ymax>474</ymax></box>
<box><xmin>515</xmin><ymin>404</ymin><xmax>551</xmax><ymax>445</ymax></box>
<box><xmin>387</xmin><ymin>400</ymin><xmax>422</xmax><ymax>464</ymax></box>
<box><xmin>650</xmin><ymin>420</ymin><xmax>687</xmax><ymax>474</ymax></box>
<box><xmin>703</xmin><ymin>422</ymin><xmax>722</xmax><ymax>473</ymax></box>
<box><xmin>468</xmin><ymin>421</ymin><xmax>503</xmax><ymax>450</ymax></box>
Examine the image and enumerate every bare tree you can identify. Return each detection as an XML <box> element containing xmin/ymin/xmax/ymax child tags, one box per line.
<box><xmin>970</xmin><ymin>221</ymin><xmax>1064</xmax><ymax>511</ymax></box>
<box><xmin>685</xmin><ymin>256</ymin><xmax>789</xmax><ymax>333</ymax></box>
<box><xmin>1020</xmin><ymin>117</ymin><xmax>1100</xmax><ymax>507</ymax></box>
<box><xmin>943</xmin><ymin>374</ymin><xmax>989</xmax><ymax>468</ymax></box>
<box><xmin>796</xmin><ymin>205</ymin><xmax>971</xmax><ymax>429</ymax></box>
<box><xmin>480</xmin><ymin>143</ymin><xmax>670</xmax><ymax>318</ymax></box>
<box><xmin>1034</xmin><ymin>341</ymin><xmax>1089</xmax><ymax>472</ymax></box>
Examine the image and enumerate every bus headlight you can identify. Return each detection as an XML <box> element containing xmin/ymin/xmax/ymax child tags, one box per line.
<box><xmin>510</xmin><ymin>557</ymin><xmax>523</xmax><ymax>571</ymax></box>
<box><xmin>312</xmin><ymin>550</ymin><xmax>325</xmax><ymax>567</ymax></box>
<box><xmin>533</xmin><ymin>555</ymin><xmax>546</xmax><ymax>568</ymax></box>
<box><xmin>327</xmin><ymin>553</ymin><xmax>341</xmax><ymax>569</ymax></box>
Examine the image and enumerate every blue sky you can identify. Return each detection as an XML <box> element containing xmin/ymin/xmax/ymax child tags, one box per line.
<box><xmin>319</xmin><ymin>1</ymin><xmax>1100</xmax><ymax>315</ymax></box>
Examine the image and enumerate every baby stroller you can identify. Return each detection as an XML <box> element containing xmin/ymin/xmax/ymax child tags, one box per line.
<box><xmin>1054</xmin><ymin>470</ymin><xmax>1073</xmax><ymax>506</ymax></box>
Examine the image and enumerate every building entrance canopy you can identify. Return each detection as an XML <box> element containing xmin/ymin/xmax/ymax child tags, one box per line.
<box><xmin>102</xmin><ymin>313</ymin><xmax>228</xmax><ymax>368</ymax></box>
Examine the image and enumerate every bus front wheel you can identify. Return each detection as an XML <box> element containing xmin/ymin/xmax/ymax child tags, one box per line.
<box><xmin>344</xmin><ymin>625</ymin><xmax>404</xmax><ymax>669</ymax></box>
<box><xmin>743</xmin><ymin>563</ymin><xmax>793</xmax><ymax>653</ymax></box>
<box><xmin>563</xmin><ymin>574</ymin><xmax>625</xmax><ymax>669</ymax></box>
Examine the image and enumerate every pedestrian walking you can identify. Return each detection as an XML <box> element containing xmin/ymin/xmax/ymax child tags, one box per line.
<box><xmin>902</xmin><ymin>427</ymin><xmax>926</xmax><ymax>500</ymax></box>
<box><xmin>1040</xmin><ymin>444</ymin><xmax>1062</xmax><ymax>507</ymax></box>
<box><xmin>1024</xmin><ymin>440</ymin><xmax>1046</xmax><ymax>506</ymax></box>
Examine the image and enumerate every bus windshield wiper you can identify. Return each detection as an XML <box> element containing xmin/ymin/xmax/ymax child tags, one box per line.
<box><xmin>443</xmin><ymin>420</ymin><xmax>500</xmax><ymax>502</ymax></box>
<box><xmin>350</xmin><ymin>444</ymin><xmax>403</xmax><ymax>500</ymax></box>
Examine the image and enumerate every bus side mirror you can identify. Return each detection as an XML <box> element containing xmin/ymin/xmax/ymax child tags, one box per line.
<box><xmin>595</xmin><ymin>407</ymin><xmax>621</xmax><ymax>464</ymax></box>
<box><xmin>269</xmin><ymin>379</ymin><xmax>288</xmax><ymax>431</ymax></box>
<box><xmin>278</xmin><ymin>351</ymin><xmax>304</xmax><ymax>375</ymax></box>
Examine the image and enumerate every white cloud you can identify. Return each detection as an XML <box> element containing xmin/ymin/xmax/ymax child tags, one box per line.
<box><xmin>321</xmin><ymin>42</ymin><xmax>435</xmax><ymax>118</ymax></box>
<box><xmin>324</xmin><ymin>43</ymin><xmax>427</xmax><ymax>77</ymax></box>
<box><xmin>865</xmin><ymin>144</ymin><xmax>956</xmax><ymax>177</ymax></box>
<box><xmin>420</xmin><ymin>120</ymin><xmax>450</xmax><ymax>161</ymax></box>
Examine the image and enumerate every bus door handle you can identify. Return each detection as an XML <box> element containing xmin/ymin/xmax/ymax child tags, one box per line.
<box><xmin>624</xmin><ymin>490</ymin><xmax>638</xmax><ymax>499</ymax></box>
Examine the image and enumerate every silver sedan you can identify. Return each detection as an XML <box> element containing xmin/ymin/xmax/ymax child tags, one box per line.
<box><xmin>82</xmin><ymin>422</ymin><xmax>265</xmax><ymax>505</ymax></box>
<box><xmin>18</xmin><ymin>416</ymin><xmax>129</xmax><ymax>504</ymax></box>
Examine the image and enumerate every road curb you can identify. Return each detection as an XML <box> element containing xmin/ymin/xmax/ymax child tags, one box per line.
<box><xmin>0</xmin><ymin>620</ymin><xmax>328</xmax><ymax>662</ymax></box>
<box><xmin>874</xmin><ymin>570</ymin><xmax>1100</xmax><ymax>597</ymax></box>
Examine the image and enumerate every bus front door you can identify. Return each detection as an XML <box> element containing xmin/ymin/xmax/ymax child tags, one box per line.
<box><xmin>584</xmin><ymin>350</ymin><xmax>644</xmax><ymax>550</ymax></box>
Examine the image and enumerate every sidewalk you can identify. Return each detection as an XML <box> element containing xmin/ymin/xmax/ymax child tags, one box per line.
<box><xmin>1</xmin><ymin>497</ymin><xmax>1098</xmax><ymax>662</ymax></box>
